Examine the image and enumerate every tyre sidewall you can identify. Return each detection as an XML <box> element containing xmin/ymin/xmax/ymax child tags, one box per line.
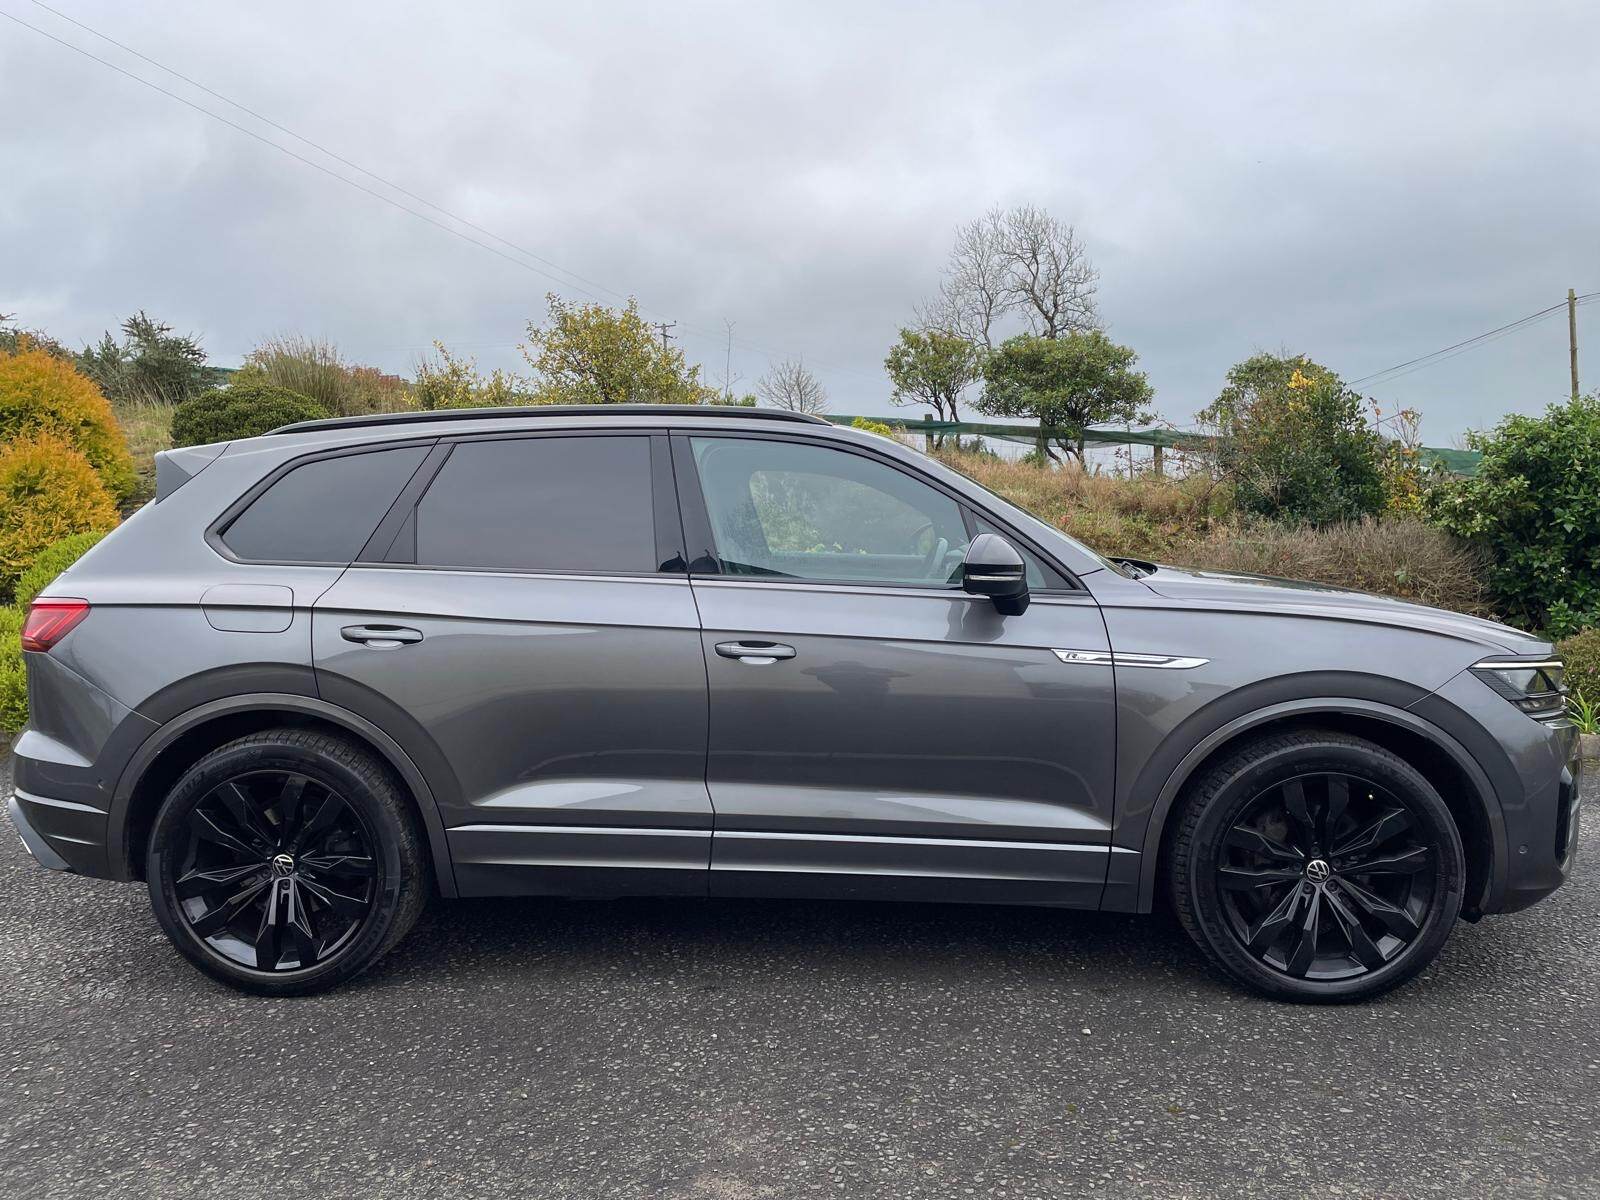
<box><xmin>146</xmin><ymin>737</ymin><xmax>409</xmax><ymax>995</ymax></box>
<box><xmin>1185</xmin><ymin>740</ymin><xmax>1465</xmax><ymax>1003</ymax></box>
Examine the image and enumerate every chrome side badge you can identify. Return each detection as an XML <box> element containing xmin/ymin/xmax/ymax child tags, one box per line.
<box><xmin>1053</xmin><ymin>649</ymin><xmax>1209</xmax><ymax>670</ymax></box>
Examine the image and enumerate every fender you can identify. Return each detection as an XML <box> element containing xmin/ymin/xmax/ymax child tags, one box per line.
<box><xmin>1114</xmin><ymin>697</ymin><xmax>1505</xmax><ymax>915</ymax></box>
<box><xmin>108</xmin><ymin>692</ymin><xmax>459</xmax><ymax>897</ymax></box>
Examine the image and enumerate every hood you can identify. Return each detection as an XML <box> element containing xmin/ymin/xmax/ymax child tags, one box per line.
<box><xmin>1138</xmin><ymin>564</ymin><xmax>1547</xmax><ymax>654</ymax></box>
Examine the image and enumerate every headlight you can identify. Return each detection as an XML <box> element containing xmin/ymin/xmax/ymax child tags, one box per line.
<box><xmin>1471</xmin><ymin>657</ymin><xmax>1567</xmax><ymax>720</ymax></box>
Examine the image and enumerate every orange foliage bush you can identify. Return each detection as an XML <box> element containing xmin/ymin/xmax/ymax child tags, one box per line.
<box><xmin>0</xmin><ymin>435</ymin><xmax>119</xmax><ymax>597</ymax></box>
<box><xmin>0</xmin><ymin>344</ymin><xmax>136</xmax><ymax>502</ymax></box>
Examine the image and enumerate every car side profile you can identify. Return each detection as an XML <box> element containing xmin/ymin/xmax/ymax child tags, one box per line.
<box><xmin>8</xmin><ymin>405</ymin><xmax>1581</xmax><ymax>1002</ymax></box>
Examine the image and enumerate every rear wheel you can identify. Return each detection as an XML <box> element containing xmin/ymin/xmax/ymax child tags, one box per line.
<box><xmin>1167</xmin><ymin>730</ymin><xmax>1465</xmax><ymax>1003</ymax></box>
<box><xmin>147</xmin><ymin>729</ymin><xmax>428</xmax><ymax>995</ymax></box>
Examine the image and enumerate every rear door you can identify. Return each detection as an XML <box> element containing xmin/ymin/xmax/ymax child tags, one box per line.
<box><xmin>675</xmin><ymin>431</ymin><xmax>1119</xmax><ymax>907</ymax></box>
<box><xmin>312</xmin><ymin>431</ymin><xmax>713</xmax><ymax>897</ymax></box>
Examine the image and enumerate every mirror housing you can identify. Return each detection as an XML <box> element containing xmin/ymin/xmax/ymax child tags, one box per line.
<box><xmin>962</xmin><ymin>533</ymin><xmax>1029</xmax><ymax>615</ymax></box>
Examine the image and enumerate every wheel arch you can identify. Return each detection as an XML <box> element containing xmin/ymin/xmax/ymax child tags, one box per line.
<box><xmin>1133</xmin><ymin>699</ymin><xmax>1505</xmax><ymax>919</ymax></box>
<box><xmin>109</xmin><ymin>693</ymin><xmax>458</xmax><ymax>897</ymax></box>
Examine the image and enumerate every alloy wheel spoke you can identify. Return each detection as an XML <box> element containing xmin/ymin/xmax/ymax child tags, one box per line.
<box><xmin>1227</xmin><ymin>825</ymin><xmax>1304</xmax><ymax>864</ymax></box>
<box><xmin>189</xmin><ymin>876</ymin><xmax>271</xmax><ymax>938</ymax></box>
<box><xmin>1336</xmin><ymin>877</ymin><xmax>1421</xmax><ymax>940</ymax></box>
<box><xmin>298</xmin><ymin>875</ymin><xmax>369</xmax><ymax>922</ymax></box>
<box><xmin>1344</xmin><ymin>845</ymin><xmax>1432</xmax><ymax>876</ymax></box>
<box><xmin>1284</xmin><ymin>887</ymin><xmax>1323</xmax><ymax>977</ymax></box>
<box><xmin>1281</xmin><ymin>779</ymin><xmax>1318</xmax><ymax>852</ymax></box>
<box><xmin>276</xmin><ymin>774</ymin><xmax>310</xmax><ymax>845</ymax></box>
<box><xmin>1323</xmin><ymin>884</ymin><xmax>1388</xmax><ymax>970</ymax></box>
<box><xmin>1246</xmin><ymin>883</ymin><xmax>1304</xmax><ymax>953</ymax></box>
<box><xmin>1219</xmin><ymin>866</ymin><xmax>1304</xmax><ymax>891</ymax></box>
<box><xmin>1331</xmin><ymin>808</ymin><xmax>1412</xmax><ymax>858</ymax></box>
<box><xmin>255</xmin><ymin>880</ymin><xmax>290</xmax><ymax>970</ymax></box>
<box><xmin>212</xmin><ymin>781</ymin><xmax>278</xmax><ymax>854</ymax></box>
<box><xmin>282</xmin><ymin>880</ymin><xmax>321</xmax><ymax>967</ymax></box>
<box><xmin>301</xmin><ymin>852</ymin><xmax>375</xmax><ymax>880</ymax></box>
<box><xmin>191</xmin><ymin>808</ymin><xmax>262</xmax><ymax>860</ymax></box>
<box><xmin>1322</xmin><ymin>776</ymin><xmax>1350</xmax><ymax>847</ymax></box>
<box><xmin>289</xmin><ymin>794</ymin><xmax>346</xmax><ymax>855</ymax></box>
<box><xmin>176</xmin><ymin>862</ymin><xmax>263</xmax><ymax>901</ymax></box>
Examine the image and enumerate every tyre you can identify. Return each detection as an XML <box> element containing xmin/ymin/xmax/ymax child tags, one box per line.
<box><xmin>1167</xmin><ymin>729</ymin><xmax>1465</xmax><ymax>1003</ymax></box>
<box><xmin>146</xmin><ymin>729</ymin><xmax>428</xmax><ymax>995</ymax></box>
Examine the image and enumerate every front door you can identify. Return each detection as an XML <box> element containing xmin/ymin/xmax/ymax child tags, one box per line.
<box><xmin>674</xmin><ymin>432</ymin><xmax>1118</xmax><ymax>906</ymax></box>
<box><xmin>313</xmin><ymin>431</ymin><xmax>712</xmax><ymax>897</ymax></box>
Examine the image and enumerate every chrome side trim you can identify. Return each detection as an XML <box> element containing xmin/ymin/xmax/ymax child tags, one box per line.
<box><xmin>1053</xmin><ymin>648</ymin><xmax>1210</xmax><ymax>670</ymax></box>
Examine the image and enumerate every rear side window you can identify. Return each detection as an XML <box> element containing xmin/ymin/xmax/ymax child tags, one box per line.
<box><xmin>222</xmin><ymin>445</ymin><xmax>428</xmax><ymax>563</ymax></box>
<box><xmin>414</xmin><ymin>436</ymin><xmax>656</xmax><ymax>574</ymax></box>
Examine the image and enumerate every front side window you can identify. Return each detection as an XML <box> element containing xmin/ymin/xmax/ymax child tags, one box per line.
<box><xmin>690</xmin><ymin>436</ymin><xmax>970</xmax><ymax>585</ymax></box>
<box><xmin>414</xmin><ymin>435</ymin><xmax>657</xmax><ymax>574</ymax></box>
<box><xmin>222</xmin><ymin>445</ymin><xmax>429</xmax><ymax>563</ymax></box>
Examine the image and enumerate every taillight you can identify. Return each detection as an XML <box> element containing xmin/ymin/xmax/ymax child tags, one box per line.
<box><xmin>21</xmin><ymin>598</ymin><xmax>90</xmax><ymax>653</ymax></box>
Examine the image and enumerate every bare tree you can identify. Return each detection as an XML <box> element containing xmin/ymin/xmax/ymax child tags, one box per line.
<box><xmin>757</xmin><ymin>358</ymin><xmax>829</xmax><ymax>415</ymax></box>
<box><xmin>917</xmin><ymin>205</ymin><xmax>1100</xmax><ymax>347</ymax></box>
<box><xmin>999</xmin><ymin>205</ymin><xmax>1099</xmax><ymax>338</ymax></box>
<box><xmin>917</xmin><ymin>209</ymin><xmax>1010</xmax><ymax>350</ymax></box>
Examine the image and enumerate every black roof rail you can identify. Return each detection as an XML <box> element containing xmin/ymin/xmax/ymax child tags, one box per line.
<box><xmin>269</xmin><ymin>403</ymin><xmax>831</xmax><ymax>436</ymax></box>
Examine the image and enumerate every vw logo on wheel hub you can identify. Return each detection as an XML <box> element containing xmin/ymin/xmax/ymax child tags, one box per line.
<box><xmin>1305</xmin><ymin>858</ymin><xmax>1332</xmax><ymax>883</ymax></box>
<box><xmin>270</xmin><ymin>853</ymin><xmax>296</xmax><ymax>877</ymax></box>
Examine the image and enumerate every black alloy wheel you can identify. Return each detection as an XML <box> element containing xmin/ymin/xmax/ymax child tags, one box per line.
<box><xmin>173</xmin><ymin>770</ymin><xmax>378</xmax><ymax>972</ymax></box>
<box><xmin>1217</xmin><ymin>771</ymin><xmax>1434</xmax><ymax>981</ymax></box>
<box><xmin>148</xmin><ymin>730</ymin><xmax>428</xmax><ymax>995</ymax></box>
<box><xmin>1168</xmin><ymin>730</ymin><xmax>1465</xmax><ymax>1003</ymax></box>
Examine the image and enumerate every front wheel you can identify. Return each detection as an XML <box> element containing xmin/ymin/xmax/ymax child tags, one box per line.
<box><xmin>1167</xmin><ymin>730</ymin><xmax>1466</xmax><ymax>1003</ymax></box>
<box><xmin>146</xmin><ymin>729</ymin><xmax>428</xmax><ymax>995</ymax></box>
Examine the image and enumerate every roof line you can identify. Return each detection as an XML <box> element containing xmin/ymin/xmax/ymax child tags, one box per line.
<box><xmin>269</xmin><ymin>404</ymin><xmax>830</xmax><ymax>436</ymax></box>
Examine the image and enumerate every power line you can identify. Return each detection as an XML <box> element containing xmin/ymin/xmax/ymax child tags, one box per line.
<box><xmin>2</xmin><ymin>5</ymin><xmax>889</xmax><ymax>384</ymax></box>
<box><xmin>1349</xmin><ymin>292</ymin><xmax>1600</xmax><ymax>388</ymax></box>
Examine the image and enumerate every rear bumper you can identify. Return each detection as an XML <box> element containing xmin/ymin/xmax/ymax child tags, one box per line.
<box><xmin>7</xmin><ymin>784</ymin><xmax>109</xmax><ymax>876</ymax></box>
<box><xmin>8</xmin><ymin>792</ymin><xmax>75</xmax><ymax>871</ymax></box>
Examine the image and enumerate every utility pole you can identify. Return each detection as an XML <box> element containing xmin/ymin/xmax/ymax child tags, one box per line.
<box><xmin>1570</xmin><ymin>288</ymin><xmax>1581</xmax><ymax>401</ymax></box>
<box><xmin>652</xmin><ymin>321</ymin><xmax>677</xmax><ymax>352</ymax></box>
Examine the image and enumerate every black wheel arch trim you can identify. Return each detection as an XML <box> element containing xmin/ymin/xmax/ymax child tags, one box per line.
<box><xmin>108</xmin><ymin>692</ymin><xmax>458</xmax><ymax>897</ymax></box>
<box><xmin>1123</xmin><ymin>696</ymin><xmax>1507</xmax><ymax>917</ymax></box>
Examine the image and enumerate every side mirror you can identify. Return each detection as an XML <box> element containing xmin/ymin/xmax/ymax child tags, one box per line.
<box><xmin>962</xmin><ymin>533</ymin><xmax>1030</xmax><ymax>615</ymax></box>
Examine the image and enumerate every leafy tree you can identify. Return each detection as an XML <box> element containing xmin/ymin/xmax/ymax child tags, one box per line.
<box><xmin>884</xmin><ymin>327</ymin><xmax>980</xmax><ymax>423</ymax></box>
<box><xmin>756</xmin><ymin>358</ymin><xmax>828</xmax><ymax>415</ymax></box>
<box><xmin>77</xmin><ymin>311</ymin><xmax>219</xmax><ymax>405</ymax></box>
<box><xmin>1199</xmin><ymin>353</ymin><xmax>1385</xmax><ymax>525</ymax></box>
<box><xmin>1429</xmin><ymin>392</ymin><xmax>1600</xmax><ymax>635</ymax></box>
<box><xmin>522</xmin><ymin>294</ymin><xmax>712</xmax><ymax>405</ymax></box>
<box><xmin>414</xmin><ymin>343</ymin><xmax>527</xmax><ymax>410</ymax></box>
<box><xmin>977</xmin><ymin>331</ymin><xmax>1153</xmax><ymax>463</ymax></box>
<box><xmin>0</xmin><ymin>314</ymin><xmax>71</xmax><ymax>361</ymax></box>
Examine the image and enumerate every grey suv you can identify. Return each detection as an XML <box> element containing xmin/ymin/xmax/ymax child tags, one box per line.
<box><xmin>7</xmin><ymin>406</ymin><xmax>1581</xmax><ymax>1001</ymax></box>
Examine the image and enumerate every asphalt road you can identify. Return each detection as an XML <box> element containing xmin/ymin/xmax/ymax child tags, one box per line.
<box><xmin>2</xmin><ymin>755</ymin><xmax>1597</xmax><ymax>1200</ymax></box>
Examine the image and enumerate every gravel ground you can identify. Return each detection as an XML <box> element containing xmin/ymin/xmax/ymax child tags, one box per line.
<box><xmin>2</xmin><ymin>754</ymin><xmax>1596</xmax><ymax>1200</ymax></box>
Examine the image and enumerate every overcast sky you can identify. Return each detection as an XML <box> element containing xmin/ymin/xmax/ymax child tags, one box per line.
<box><xmin>4</xmin><ymin>1</ymin><xmax>1597</xmax><ymax>444</ymax></box>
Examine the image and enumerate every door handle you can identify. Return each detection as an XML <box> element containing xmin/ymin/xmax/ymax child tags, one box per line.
<box><xmin>715</xmin><ymin>640</ymin><xmax>796</xmax><ymax>664</ymax></box>
<box><xmin>341</xmin><ymin>624</ymin><xmax>423</xmax><ymax>648</ymax></box>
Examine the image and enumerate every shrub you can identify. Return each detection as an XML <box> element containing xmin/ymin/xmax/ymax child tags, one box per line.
<box><xmin>1556</xmin><ymin>628</ymin><xmax>1600</xmax><ymax>705</ymax></box>
<box><xmin>15</xmin><ymin>529</ymin><xmax>108</xmax><ymax>611</ymax></box>
<box><xmin>0</xmin><ymin>345</ymin><xmax>137</xmax><ymax>502</ymax></box>
<box><xmin>1428</xmin><ymin>393</ymin><xmax>1600</xmax><ymax>637</ymax></box>
<box><xmin>247</xmin><ymin>335</ymin><xmax>409</xmax><ymax>416</ymax></box>
<box><xmin>77</xmin><ymin>311</ymin><xmax>219</xmax><ymax>407</ymax></box>
<box><xmin>0</xmin><ymin>435</ymin><xmax>118</xmax><ymax>599</ymax></box>
<box><xmin>414</xmin><ymin>343</ymin><xmax>526</xmax><ymax>410</ymax></box>
<box><xmin>0</xmin><ymin>606</ymin><xmax>24</xmax><ymax>733</ymax></box>
<box><xmin>1200</xmin><ymin>353</ymin><xmax>1385</xmax><ymax>525</ymax></box>
<box><xmin>851</xmin><ymin>416</ymin><xmax>895</xmax><ymax>437</ymax></box>
<box><xmin>170</xmin><ymin>376</ymin><xmax>331</xmax><ymax>447</ymax></box>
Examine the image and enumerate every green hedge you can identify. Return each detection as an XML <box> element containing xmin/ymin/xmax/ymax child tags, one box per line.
<box><xmin>171</xmin><ymin>376</ymin><xmax>331</xmax><ymax>447</ymax></box>
<box><xmin>0</xmin><ymin>607</ymin><xmax>24</xmax><ymax>733</ymax></box>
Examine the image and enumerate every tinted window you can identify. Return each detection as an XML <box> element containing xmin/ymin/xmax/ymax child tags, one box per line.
<box><xmin>223</xmin><ymin>445</ymin><xmax>428</xmax><ymax>562</ymax></box>
<box><xmin>971</xmin><ymin>516</ymin><xmax>1068</xmax><ymax>590</ymax></box>
<box><xmin>691</xmin><ymin>437</ymin><xmax>969</xmax><ymax>585</ymax></box>
<box><xmin>415</xmin><ymin>436</ymin><xmax>657</xmax><ymax>573</ymax></box>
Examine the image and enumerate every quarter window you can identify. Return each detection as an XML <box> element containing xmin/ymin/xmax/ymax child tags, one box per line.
<box><xmin>414</xmin><ymin>436</ymin><xmax>658</xmax><ymax>574</ymax></box>
<box><xmin>690</xmin><ymin>437</ymin><xmax>970</xmax><ymax>586</ymax></box>
<box><xmin>222</xmin><ymin>445</ymin><xmax>429</xmax><ymax>563</ymax></box>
